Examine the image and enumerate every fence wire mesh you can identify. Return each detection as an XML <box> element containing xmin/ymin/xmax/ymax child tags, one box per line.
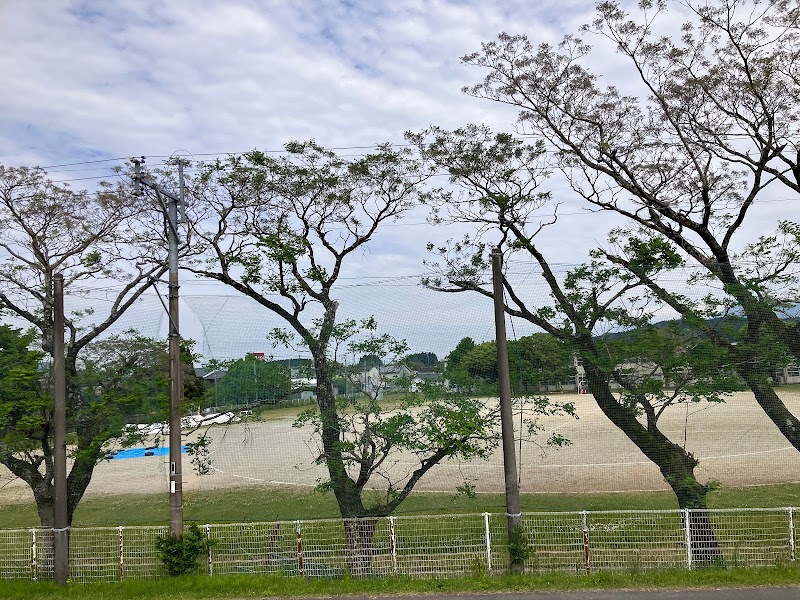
<box><xmin>1</xmin><ymin>509</ymin><xmax>797</xmax><ymax>583</ymax></box>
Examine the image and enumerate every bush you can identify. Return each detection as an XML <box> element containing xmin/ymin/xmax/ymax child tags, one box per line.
<box><xmin>155</xmin><ymin>524</ymin><xmax>210</xmax><ymax>576</ymax></box>
<box><xmin>508</xmin><ymin>525</ymin><xmax>532</xmax><ymax>564</ymax></box>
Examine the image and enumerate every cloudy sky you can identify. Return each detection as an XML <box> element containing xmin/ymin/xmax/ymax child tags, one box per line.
<box><xmin>0</xmin><ymin>1</ymin><xmax>787</xmax><ymax>358</ymax></box>
<box><xmin>1</xmin><ymin>0</ymin><xmax>599</xmax><ymax>166</ymax></box>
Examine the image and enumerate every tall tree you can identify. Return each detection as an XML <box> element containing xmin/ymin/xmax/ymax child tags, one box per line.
<box><xmin>461</xmin><ymin>335</ymin><xmax>576</xmax><ymax>392</ymax></box>
<box><xmin>410</xmin><ymin>125</ymin><xmax>727</xmax><ymax>562</ymax></box>
<box><xmin>292</xmin><ymin>316</ymin><xmax>574</xmax><ymax>573</ymax></box>
<box><xmin>512</xmin><ymin>333</ymin><xmax>577</xmax><ymax>392</ymax></box>
<box><xmin>0</xmin><ymin>325</ymin><xmax>49</xmax><ymax>521</ymax></box>
<box><xmin>186</xmin><ymin>142</ymin><xmax>534</xmax><ymax>573</ymax></box>
<box><xmin>444</xmin><ymin>336</ymin><xmax>476</xmax><ymax>392</ymax></box>
<box><xmin>215</xmin><ymin>354</ymin><xmax>290</xmax><ymax>407</ymax></box>
<box><xmin>403</xmin><ymin>352</ymin><xmax>440</xmax><ymax>371</ymax></box>
<box><xmin>0</xmin><ymin>165</ymin><xmax>167</xmax><ymax>526</ymax></box>
<box><xmin>460</xmin><ymin>0</ymin><xmax>800</xmax><ymax>450</ymax></box>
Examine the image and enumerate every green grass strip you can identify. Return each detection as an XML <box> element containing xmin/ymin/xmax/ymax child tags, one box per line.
<box><xmin>4</xmin><ymin>482</ymin><xmax>800</xmax><ymax>529</ymax></box>
<box><xmin>1</xmin><ymin>566</ymin><xmax>799</xmax><ymax>600</ymax></box>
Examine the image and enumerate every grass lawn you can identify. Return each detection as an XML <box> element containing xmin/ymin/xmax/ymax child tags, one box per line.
<box><xmin>0</xmin><ymin>566</ymin><xmax>799</xmax><ymax>600</ymax></box>
<box><xmin>2</xmin><ymin>482</ymin><xmax>799</xmax><ymax>528</ymax></box>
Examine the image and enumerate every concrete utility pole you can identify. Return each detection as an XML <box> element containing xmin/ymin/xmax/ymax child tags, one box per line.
<box><xmin>491</xmin><ymin>247</ymin><xmax>524</xmax><ymax>573</ymax></box>
<box><xmin>52</xmin><ymin>273</ymin><xmax>69</xmax><ymax>584</ymax></box>
<box><xmin>132</xmin><ymin>158</ymin><xmax>185</xmax><ymax>536</ymax></box>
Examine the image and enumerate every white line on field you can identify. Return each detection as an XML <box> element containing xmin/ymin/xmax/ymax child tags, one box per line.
<box><xmin>390</xmin><ymin>446</ymin><xmax>797</xmax><ymax>469</ymax></box>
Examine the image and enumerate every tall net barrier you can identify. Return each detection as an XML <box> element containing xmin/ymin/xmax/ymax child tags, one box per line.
<box><xmin>2</xmin><ymin>265</ymin><xmax>799</xmax><ymax>525</ymax></box>
<box><xmin>0</xmin><ymin>293</ymin><xmax>173</xmax><ymax>509</ymax></box>
<box><xmin>179</xmin><ymin>272</ymin><xmax>800</xmax><ymax>507</ymax></box>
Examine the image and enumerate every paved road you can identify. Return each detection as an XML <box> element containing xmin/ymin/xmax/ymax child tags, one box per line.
<box><xmin>340</xmin><ymin>588</ymin><xmax>800</xmax><ymax>600</ymax></box>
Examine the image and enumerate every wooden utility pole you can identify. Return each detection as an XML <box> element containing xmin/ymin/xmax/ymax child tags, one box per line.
<box><xmin>53</xmin><ymin>273</ymin><xmax>69</xmax><ymax>584</ymax></box>
<box><xmin>132</xmin><ymin>158</ymin><xmax>185</xmax><ymax>536</ymax></box>
<box><xmin>491</xmin><ymin>247</ymin><xmax>524</xmax><ymax>573</ymax></box>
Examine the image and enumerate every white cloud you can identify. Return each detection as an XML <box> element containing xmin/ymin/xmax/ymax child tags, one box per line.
<box><xmin>0</xmin><ymin>0</ymin><xmax>792</xmax><ymax>358</ymax></box>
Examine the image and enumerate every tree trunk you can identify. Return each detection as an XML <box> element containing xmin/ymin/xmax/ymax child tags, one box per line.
<box><xmin>582</xmin><ymin>360</ymin><xmax>721</xmax><ymax>564</ymax></box>
<box><xmin>33</xmin><ymin>483</ymin><xmax>55</xmax><ymax>528</ymax></box>
<box><xmin>66</xmin><ymin>453</ymin><xmax>99</xmax><ymax>525</ymax></box>
<box><xmin>312</xmin><ymin>350</ymin><xmax>377</xmax><ymax>576</ymax></box>
<box><xmin>739</xmin><ymin>370</ymin><xmax>800</xmax><ymax>451</ymax></box>
<box><xmin>343</xmin><ymin>518</ymin><xmax>379</xmax><ymax>577</ymax></box>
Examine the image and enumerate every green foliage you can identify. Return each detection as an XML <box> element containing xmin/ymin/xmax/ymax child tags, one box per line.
<box><xmin>180</xmin><ymin>340</ymin><xmax>206</xmax><ymax>410</ymax></box>
<box><xmin>77</xmin><ymin>332</ymin><xmax>169</xmax><ymax>432</ymax></box>
<box><xmin>215</xmin><ymin>354</ymin><xmax>290</xmax><ymax>407</ymax></box>
<box><xmin>404</xmin><ymin>352</ymin><xmax>440</xmax><ymax>370</ymax></box>
<box><xmin>186</xmin><ymin>434</ymin><xmax>212</xmax><ymax>475</ymax></box>
<box><xmin>444</xmin><ymin>337</ymin><xmax>476</xmax><ymax>391</ymax></box>
<box><xmin>453</xmin><ymin>334</ymin><xmax>576</xmax><ymax>394</ymax></box>
<box><xmin>454</xmin><ymin>479</ymin><xmax>477</xmax><ymax>499</ymax></box>
<box><xmin>357</xmin><ymin>353</ymin><xmax>383</xmax><ymax>368</ymax></box>
<box><xmin>508</xmin><ymin>525</ymin><xmax>533</xmax><ymax>564</ymax></box>
<box><xmin>461</xmin><ymin>341</ymin><xmax>498</xmax><ymax>383</ymax></box>
<box><xmin>348</xmin><ymin>319</ymin><xmax>410</xmax><ymax>371</ymax></box>
<box><xmin>0</xmin><ymin>325</ymin><xmax>47</xmax><ymax>452</ymax></box>
<box><xmin>155</xmin><ymin>524</ymin><xmax>210</xmax><ymax>576</ymax></box>
<box><xmin>601</xmin><ymin>322</ymin><xmax>747</xmax><ymax>423</ymax></box>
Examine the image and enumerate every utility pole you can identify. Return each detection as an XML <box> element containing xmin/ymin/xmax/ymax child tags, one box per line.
<box><xmin>52</xmin><ymin>273</ymin><xmax>69</xmax><ymax>584</ymax></box>
<box><xmin>132</xmin><ymin>158</ymin><xmax>185</xmax><ymax>536</ymax></box>
<box><xmin>491</xmin><ymin>247</ymin><xmax>524</xmax><ymax>573</ymax></box>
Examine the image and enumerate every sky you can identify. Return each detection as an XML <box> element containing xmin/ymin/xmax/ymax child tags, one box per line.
<box><xmin>0</xmin><ymin>1</ymin><xmax>791</xmax><ymax>360</ymax></box>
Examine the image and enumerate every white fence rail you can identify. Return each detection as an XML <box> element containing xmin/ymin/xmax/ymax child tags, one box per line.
<box><xmin>0</xmin><ymin>508</ymin><xmax>797</xmax><ymax>582</ymax></box>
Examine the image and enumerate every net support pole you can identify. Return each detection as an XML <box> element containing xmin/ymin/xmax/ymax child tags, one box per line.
<box><xmin>682</xmin><ymin>509</ymin><xmax>692</xmax><ymax>569</ymax></box>
<box><xmin>389</xmin><ymin>516</ymin><xmax>398</xmax><ymax>576</ymax></box>
<box><xmin>484</xmin><ymin>512</ymin><xmax>493</xmax><ymax>575</ymax></box>
<box><xmin>491</xmin><ymin>247</ymin><xmax>524</xmax><ymax>573</ymax></box>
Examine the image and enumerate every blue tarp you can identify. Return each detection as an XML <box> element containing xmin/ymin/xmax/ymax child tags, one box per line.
<box><xmin>111</xmin><ymin>446</ymin><xmax>187</xmax><ymax>460</ymax></box>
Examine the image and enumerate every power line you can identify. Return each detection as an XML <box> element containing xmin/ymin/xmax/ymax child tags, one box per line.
<box><xmin>32</xmin><ymin>127</ymin><xmax>800</xmax><ymax>171</ymax></box>
<box><xmin>36</xmin><ymin>144</ymin><xmax>423</xmax><ymax>171</ymax></box>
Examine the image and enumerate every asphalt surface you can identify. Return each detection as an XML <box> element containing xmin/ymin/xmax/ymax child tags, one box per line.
<box><xmin>340</xmin><ymin>589</ymin><xmax>800</xmax><ymax>600</ymax></box>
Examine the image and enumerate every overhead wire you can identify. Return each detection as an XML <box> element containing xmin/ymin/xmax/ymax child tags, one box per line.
<box><xmin>34</xmin><ymin>127</ymin><xmax>800</xmax><ymax>172</ymax></box>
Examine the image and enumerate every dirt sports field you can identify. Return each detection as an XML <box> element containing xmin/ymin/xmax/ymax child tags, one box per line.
<box><xmin>1</xmin><ymin>390</ymin><xmax>799</xmax><ymax>503</ymax></box>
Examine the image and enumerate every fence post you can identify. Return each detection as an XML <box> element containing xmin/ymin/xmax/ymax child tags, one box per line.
<box><xmin>206</xmin><ymin>524</ymin><xmax>213</xmax><ymax>576</ymax></box>
<box><xmin>296</xmin><ymin>520</ymin><xmax>304</xmax><ymax>577</ymax></box>
<box><xmin>682</xmin><ymin>509</ymin><xmax>692</xmax><ymax>569</ymax></box>
<box><xmin>581</xmin><ymin>511</ymin><xmax>590</xmax><ymax>575</ymax></box>
<box><xmin>789</xmin><ymin>508</ymin><xmax>796</xmax><ymax>562</ymax></box>
<box><xmin>388</xmin><ymin>516</ymin><xmax>398</xmax><ymax>576</ymax></box>
<box><xmin>119</xmin><ymin>526</ymin><xmax>124</xmax><ymax>581</ymax></box>
<box><xmin>483</xmin><ymin>513</ymin><xmax>492</xmax><ymax>575</ymax></box>
<box><xmin>30</xmin><ymin>528</ymin><xmax>37</xmax><ymax>582</ymax></box>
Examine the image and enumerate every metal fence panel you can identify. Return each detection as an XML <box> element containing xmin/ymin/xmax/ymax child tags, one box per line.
<box><xmin>707</xmin><ymin>509</ymin><xmax>794</xmax><ymax>567</ymax></box>
<box><xmin>119</xmin><ymin>526</ymin><xmax>167</xmax><ymax>580</ymax></box>
<box><xmin>515</xmin><ymin>512</ymin><xmax>586</xmax><ymax>574</ymax></box>
<box><xmin>583</xmin><ymin>510</ymin><xmax>686</xmax><ymax>572</ymax></box>
<box><xmin>393</xmin><ymin>513</ymin><xmax>488</xmax><ymax>577</ymax></box>
<box><xmin>1</xmin><ymin>508</ymin><xmax>798</xmax><ymax>583</ymax></box>
<box><xmin>209</xmin><ymin>521</ymin><xmax>296</xmax><ymax>576</ymax></box>
<box><xmin>34</xmin><ymin>528</ymin><xmax>53</xmax><ymax>581</ymax></box>
<box><xmin>70</xmin><ymin>527</ymin><xmax>121</xmax><ymax>582</ymax></box>
<box><xmin>0</xmin><ymin>529</ymin><xmax>33</xmax><ymax>580</ymax></box>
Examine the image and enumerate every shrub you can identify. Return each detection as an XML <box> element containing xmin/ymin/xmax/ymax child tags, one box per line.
<box><xmin>155</xmin><ymin>524</ymin><xmax>210</xmax><ymax>576</ymax></box>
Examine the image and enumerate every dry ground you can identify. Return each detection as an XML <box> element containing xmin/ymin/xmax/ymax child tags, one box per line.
<box><xmin>1</xmin><ymin>390</ymin><xmax>799</xmax><ymax>503</ymax></box>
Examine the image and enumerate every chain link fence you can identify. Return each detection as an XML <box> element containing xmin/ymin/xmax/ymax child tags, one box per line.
<box><xmin>1</xmin><ymin>508</ymin><xmax>797</xmax><ymax>583</ymax></box>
